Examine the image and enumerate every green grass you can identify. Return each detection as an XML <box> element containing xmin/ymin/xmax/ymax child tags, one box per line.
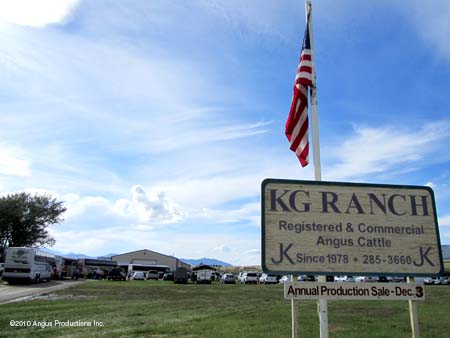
<box><xmin>0</xmin><ymin>281</ymin><xmax>449</xmax><ymax>338</ymax></box>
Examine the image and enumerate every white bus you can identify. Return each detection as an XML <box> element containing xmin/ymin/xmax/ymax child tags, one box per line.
<box><xmin>3</xmin><ymin>247</ymin><xmax>55</xmax><ymax>284</ymax></box>
<box><xmin>77</xmin><ymin>258</ymin><xmax>118</xmax><ymax>279</ymax></box>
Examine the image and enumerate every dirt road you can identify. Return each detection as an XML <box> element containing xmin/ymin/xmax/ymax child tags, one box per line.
<box><xmin>0</xmin><ymin>279</ymin><xmax>84</xmax><ymax>304</ymax></box>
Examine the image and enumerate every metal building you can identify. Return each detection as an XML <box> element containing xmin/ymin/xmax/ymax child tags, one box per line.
<box><xmin>111</xmin><ymin>249</ymin><xmax>190</xmax><ymax>272</ymax></box>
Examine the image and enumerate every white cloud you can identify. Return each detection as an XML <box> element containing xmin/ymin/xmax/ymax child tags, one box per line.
<box><xmin>0</xmin><ymin>143</ymin><xmax>31</xmax><ymax>177</ymax></box>
<box><xmin>62</xmin><ymin>193</ymin><xmax>110</xmax><ymax>219</ymax></box>
<box><xmin>0</xmin><ymin>0</ymin><xmax>80</xmax><ymax>27</ymax></box>
<box><xmin>403</xmin><ymin>0</ymin><xmax>450</xmax><ymax>60</ymax></box>
<box><xmin>439</xmin><ymin>215</ymin><xmax>450</xmax><ymax>227</ymax></box>
<box><xmin>325</xmin><ymin>121</ymin><xmax>450</xmax><ymax>181</ymax></box>
<box><xmin>214</xmin><ymin>244</ymin><xmax>232</xmax><ymax>253</ymax></box>
<box><xmin>244</xmin><ymin>249</ymin><xmax>260</xmax><ymax>256</ymax></box>
<box><xmin>195</xmin><ymin>202</ymin><xmax>260</xmax><ymax>226</ymax></box>
<box><xmin>145</xmin><ymin>121</ymin><xmax>271</xmax><ymax>153</ymax></box>
<box><xmin>113</xmin><ymin>185</ymin><xmax>184</xmax><ymax>225</ymax></box>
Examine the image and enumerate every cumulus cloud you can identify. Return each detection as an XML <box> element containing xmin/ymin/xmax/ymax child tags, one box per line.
<box><xmin>62</xmin><ymin>193</ymin><xmax>111</xmax><ymax>219</ymax></box>
<box><xmin>0</xmin><ymin>0</ymin><xmax>80</xmax><ymax>27</ymax></box>
<box><xmin>113</xmin><ymin>185</ymin><xmax>184</xmax><ymax>225</ymax></box>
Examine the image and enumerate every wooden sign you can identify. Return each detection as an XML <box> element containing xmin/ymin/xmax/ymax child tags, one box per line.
<box><xmin>262</xmin><ymin>179</ymin><xmax>444</xmax><ymax>276</ymax></box>
<box><xmin>284</xmin><ymin>282</ymin><xmax>425</xmax><ymax>301</ymax></box>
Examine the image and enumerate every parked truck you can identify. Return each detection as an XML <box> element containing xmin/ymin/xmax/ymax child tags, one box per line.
<box><xmin>173</xmin><ymin>267</ymin><xmax>188</xmax><ymax>283</ymax></box>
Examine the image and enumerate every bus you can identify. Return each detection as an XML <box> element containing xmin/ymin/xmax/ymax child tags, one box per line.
<box><xmin>3</xmin><ymin>247</ymin><xmax>56</xmax><ymax>284</ymax></box>
<box><xmin>54</xmin><ymin>256</ymin><xmax>78</xmax><ymax>279</ymax></box>
<box><xmin>77</xmin><ymin>258</ymin><xmax>117</xmax><ymax>279</ymax></box>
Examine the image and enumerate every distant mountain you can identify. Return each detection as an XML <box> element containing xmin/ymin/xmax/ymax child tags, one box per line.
<box><xmin>98</xmin><ymin>253</ymin><xmax>120</xmax><ymax>259</ymax></box>
<box><xmin>38</xmin><ymin>248</ymin><xmax>92</xmax><ymax>259</ymax></box>
<box><xmin>64</xmin><ymin>252</ymin><xmax>94</xmax><ymax>259</ymax></box>
<box><xmin>181</xmin><ymin>258</ymin><xmax>232</xmax><ymax>267</ymax></box>
<box><xmin>442</xmin><ymin>245</ymin><xmax>450</xmax><ymax>260</ymax></box>
<box><xmin>38</xmin><ymin>248</ymin><xmax>118</xmax><ymax>259</ymax></box>
<box><xmin>39</xmin><ymin>247</ymin><xmax>64</xmax><ymax>256</ymax></box>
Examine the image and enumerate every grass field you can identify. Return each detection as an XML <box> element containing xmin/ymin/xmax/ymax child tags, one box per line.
<box><xmin>0</xmin><ymin>281</ymin><xmax>449</xmax><ymax>338</ymax></box>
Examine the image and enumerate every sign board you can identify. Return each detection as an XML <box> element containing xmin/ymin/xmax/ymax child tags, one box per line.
<box><xmin>262</xmin><ymin>179</ymin><xmax>444</xmax><ymax>276</ymax></box>
<box><xmin>284</xmin><ymin>282</ymin><xmax>425</xmax><ymax>301</ymax></box>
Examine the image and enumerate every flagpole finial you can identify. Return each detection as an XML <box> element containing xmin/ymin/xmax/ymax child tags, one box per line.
<box><xmin>305</xmin><ymin>0</ymin><xmax>312</xmax><ymax>18</ymax></box>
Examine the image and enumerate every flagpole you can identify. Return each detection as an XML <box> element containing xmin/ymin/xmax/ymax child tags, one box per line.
<box><xmin>305</xmin><ymin>1</ymin><xmax>329</xmax><ymax>338</ymax></box>
<box><xmin>307</xmin><ymin>1</ymin><xmax>321</xmax><ymax>182</ymax></box>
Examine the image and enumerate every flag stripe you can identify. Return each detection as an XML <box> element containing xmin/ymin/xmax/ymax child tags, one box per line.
<box><xmin>285</xmin><ymin>16</ymin><xmax>313</xmax><ymax>168</ymax></box>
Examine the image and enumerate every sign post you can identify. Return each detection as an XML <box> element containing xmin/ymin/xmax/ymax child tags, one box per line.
<box><xmin>407</xmin><ymin>277</ymin><xmax>420</xmax><ymax>338</ymax></box>
<box><xmin>291</xmin><ymin>274</ymin><xmax>299</xmax><ymax>338</ymax></box>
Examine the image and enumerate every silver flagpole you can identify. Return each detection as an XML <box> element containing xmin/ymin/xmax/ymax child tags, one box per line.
<box><xmin>305</xmin><ymin>1</ymin><xmax>329</xmax><ymax>338</ymax></box>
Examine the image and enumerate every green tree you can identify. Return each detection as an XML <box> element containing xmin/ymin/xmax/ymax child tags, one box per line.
<box><xmin>0</xmin><ymin>193</ymin><xmax>66</xmax><ymax>259</ymax></box>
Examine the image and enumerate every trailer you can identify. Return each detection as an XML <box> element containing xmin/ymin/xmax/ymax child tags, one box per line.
<box><xmin>192</xmin><ymin>264</ymin><xmax>216</xmax><ymax>284</ymax></box>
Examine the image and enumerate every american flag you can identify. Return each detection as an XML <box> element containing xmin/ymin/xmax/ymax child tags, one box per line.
<box><xmin>285</xmin><ymin>17</ymin><xmax>313</xmax><ymax>167</ymax></box>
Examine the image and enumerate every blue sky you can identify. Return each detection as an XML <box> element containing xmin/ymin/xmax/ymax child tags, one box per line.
<box><xmin>0</xmin><ymin>0</ymin><xmax>449</xmax><ymax>265</ymax></box>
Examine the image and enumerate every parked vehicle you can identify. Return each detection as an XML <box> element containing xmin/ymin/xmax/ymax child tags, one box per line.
<box><xmin>221</xmin><ymin>273</ymin><xmax>236</xmax><ymax>284</ymax></box>
<box><xmin>297</xmin><ymin>275</ymin><xmax>315</xmax><ymax>282</ymax></box>
<box><xmin>195</xmin><ymin>270</ymin><xmax>212</xmax><ymax>284</ymax></box>
<box><xmin>163</xmin><ymin>272</ymin><xmax>174</xmax><ymax>281</ymax></box>
<box><xmin>127</xmin><ymin>263</ymin><xmax>170</xmax><ymax>280</ymax></box>
<box><xmin>77</xmin><ymin>258</ymin><xmax>117</xmax><ymax>279</ymax></box>
<box><xmin>241</xmin><ymin>272</ymin><xmax>259</xmax><ymax>284</ymax></box>
<box><xmin>424</xmin><ymin>277</ymin><xmax>438</xmax><ymax>285</ymax></box>
<box><xmin>279</xmin><ymin>275</ymin><xmax>290</xmax><ymax>283</ymax></box>
<box><xmin>54</xmin><ymin>256</ymin><xmax>78</xmax><ymax>279</ymax></box>
<box><xmin>237</xmin><ymin>272</ymin><xmax>245</xmax><ymax>283</ymax></box>
<box><xmin>174</xmin><ymin>267</ymin><xmax>188</xmax><ymax>283</ymax></box>
<box><xmin>259</xmin><ymin>273</ymin><xmax>278</xmax><ymax>284</ymax></box>
<box><xmin>3</xmin><ymin>247</ymin><xmax>55</xmax><ymax>284</ymax></box>
<box><xmin>442</xmin><ymin>277</ymin><xmax>450</xmax><ymax>285</ymax></box>
<box><xmin>130</xmin><ymin>271</ymin><xmax>146</xmax><ymax>280</ymax></box>
<box><xmin>355</xmin><ymin>276</ymin><xmax>378</xmax><ymax>283</ymax></box>
<box><xmin>192</xmin><ymin>265</ymin><xmax>215</xmax><ymax>284</ymax></box>
<box><xmin>108</xmin><ymin>268</ymin><xmax>126</xmax><ymax>281</ymax></box>
<box><xmin>146</xmin><ymin>270</ymin><xmax>160</xmax><ymax>280</ymax></box>
<box><xmin>433</xmin><ymin>277</ymin><xmax>449</xmax><ymax>285</ymax></box>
